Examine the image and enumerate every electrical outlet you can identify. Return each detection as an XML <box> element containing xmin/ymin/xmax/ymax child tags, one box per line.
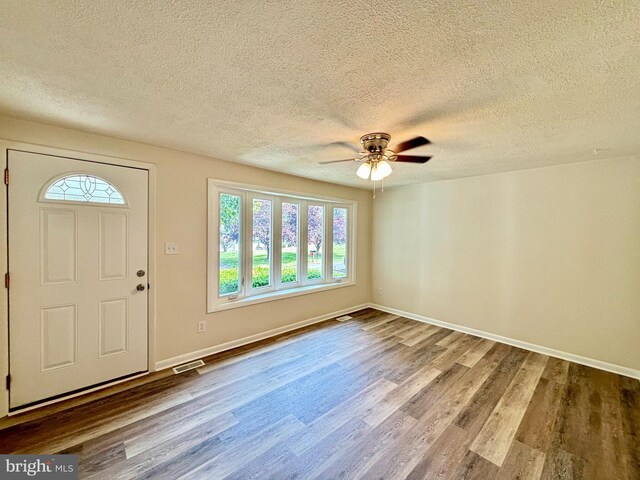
<box><xmin>197</xmin><ymin>320</ymin><xmax>206</xmax><ymax>333</ymax></box>
<box><xmin>377</xmin><ymin>287</ymin><xmax>383</xmax><ymax>295</ymax></box>
<box><xmin>165</xmin><ymin>242</ymin><xmax>179</xmax><ymax>255</ymax></box>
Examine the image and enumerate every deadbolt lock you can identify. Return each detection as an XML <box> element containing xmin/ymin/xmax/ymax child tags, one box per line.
<box><xmin>137</xmin><ymin>270</ymin><xmax>145</xmax><ymax>277</ymax></box>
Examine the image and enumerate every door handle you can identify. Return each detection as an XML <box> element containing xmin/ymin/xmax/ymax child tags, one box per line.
<box><xmin>136</xmin><ymin>284</ymin><xmax>146</xmax><ymax>292</ymax></box>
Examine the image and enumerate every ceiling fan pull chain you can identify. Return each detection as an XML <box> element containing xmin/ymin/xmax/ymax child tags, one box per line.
<box><xmin>373</xmin><ymin>180</ymin><xmax>376</xmax><ymax>199</ymax></box>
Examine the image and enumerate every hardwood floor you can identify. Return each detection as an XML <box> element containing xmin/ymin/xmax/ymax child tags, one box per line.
<box><xmin>1</xmin><ymin>308</ymin><xmax>638</xmax><ymax>479</ymax></box>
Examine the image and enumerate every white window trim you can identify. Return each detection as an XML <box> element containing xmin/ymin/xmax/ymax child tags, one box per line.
<box><xmin>208</xmin><ymin>179</ymin><xmax>356</xmax><ymax>312</ymax></box>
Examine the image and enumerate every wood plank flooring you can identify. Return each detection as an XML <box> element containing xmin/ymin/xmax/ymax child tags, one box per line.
<box><xmin>1</xmin><ymin>308</ymin><xmax>638</xmax><ymax>479</ymax></box>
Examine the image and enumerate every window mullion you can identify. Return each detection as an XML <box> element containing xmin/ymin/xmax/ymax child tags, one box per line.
<box><xmin>273</xmin><ymin>197</ymin><xmax>282</xmax><ymax>291</ymax></box>
<box><xmin>236</xmin><ymin>192</ymin><xmax>243</xmax><ymax>296</ymax></box>
<box><xmin>267</xmin><ymin>194</ymin><xmax>275</xmax><ymax>293</ymax></box>
<box><xmin>300</xmin><ymin>200</ymin><xmax>308</xmax><ymax>285</ymax></box>
<box><xmin>296</xmin><ymin>201</ymin><xmax>301</xmax><ymax>285</ymax></box>
<box><xmin>242</xmin><ymin>191</ymin><xmax>251</xmax><ymax>298</ymax></box>
<box><xmin>343</xmin><ymin>204</ymin><xmax>351</xmax><ymax>281</ymax></box>
<box><xmin>325</xmin><ymin>204</ymin><xmax>333</xmax><ymax>283</ymax></box>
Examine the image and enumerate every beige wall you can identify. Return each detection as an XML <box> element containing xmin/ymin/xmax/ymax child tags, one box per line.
<box><xmin>0</xmin><ymin>116</ymin><xmax>372</xmax><ymax>368</ymax></box>
<box><xmin>372</xmin><ymin>157</ymin><xmax>640</xmax><ymax>371</ymax></box>
<box><xmin>2</xmin><ymin>114</ymin><xmax>638</xmax><ymax>417</ymax></box>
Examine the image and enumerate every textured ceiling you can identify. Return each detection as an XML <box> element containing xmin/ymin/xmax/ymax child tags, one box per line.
<box><xmin>1</xmin><ymin>1</ymin><xmax>639</xmax><ymax>188</ymax></box>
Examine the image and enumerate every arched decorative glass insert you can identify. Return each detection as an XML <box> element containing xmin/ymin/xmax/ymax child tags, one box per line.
<box><xmin>43</xmin><ymin>174</ymin><xmax>126</xmax><ymax>205</ymax></box>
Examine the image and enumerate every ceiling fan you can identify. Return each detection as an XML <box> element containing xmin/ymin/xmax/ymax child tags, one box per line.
<box><xmin>319</xmin><ymin>132</ymin><xmax>432</xmax><ymax>182</ymax></box>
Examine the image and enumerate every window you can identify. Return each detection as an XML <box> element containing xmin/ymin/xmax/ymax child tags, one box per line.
<box><xmin>251</xmin><ymin>197</ymin><xmax>273</xmax><ymax>289</ymax></box>
<box><xmin>281</xmin><ymin>202</ymin><xmax>299</xmax><ymax>284</ymax></box>
<box><xmin>209</xmin><ymin>180</ymin><xmax>355</xmax><ymax>311</ymax></box>
<box><xmin>332</xmin><ymin>207</ymin><xmax>348</xmax><ymax>279</ymax></box>
<box><xmin>43</xmin><ymin>174</ymin><xmax>126</xmax><ymax>205</ymax></box>
<box><xmin>307</xmin><ymin>205</ymin><xmax>324</xmax><ymax>280</ymax></box>
<box><xmin>218</xmin><ymin>192</ymin><xmax>241</xmax><ymax>296</ymax></box>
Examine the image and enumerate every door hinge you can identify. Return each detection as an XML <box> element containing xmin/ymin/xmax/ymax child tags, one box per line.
<box><xmin>5</xmin><ymin>374</ymin><xmax>10</xmax><ymax>390</ymax></box>
<box><xmin>4</xmin><ymin>273</ymin><xmax>9</xmax><ymax>289</ymax></box>
<box><xmin>3</xmin><ymin>168</ymin><xmax>8</xmax><ymax>185</ymax></box>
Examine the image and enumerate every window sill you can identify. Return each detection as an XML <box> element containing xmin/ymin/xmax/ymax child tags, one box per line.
<box><xmin>208</xmin><ymin>280</ymin><xmax>356</xmax><ymax>313</ymax></box>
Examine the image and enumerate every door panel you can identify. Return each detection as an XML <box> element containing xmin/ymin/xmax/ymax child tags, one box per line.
<box><xmin>40</xmin><ymin>209</ymin><xmax>77</xmax><ymax>285</ymax></box>
<box><xmin>40</xmin><ymin>305</ymin><xmax>77</xmax><ymax>370</ymax></box>
<box><xmin>8</xmin><ymin>150</ymin><xmax>149</xmax><ymax>408</ymax></box>
<box><xmin>99</xmin><ymin>212</ymin><xmax>128</xmax><ymax>280</ymax></box>
<box><xmin>99</xmin><ymin>298</ymin><xmax>129</xmax><ymax>357</ymax></box>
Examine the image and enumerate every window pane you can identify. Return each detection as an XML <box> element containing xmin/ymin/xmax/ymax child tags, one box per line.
<box><xmin>219</xmin><ymin>193</ymin><xmax>241</xmax><ymax>296</ymax></box>
<box><xmin>307</xmin><ymin>205</ymin><xmax>324</xmax><ymax>279</ymax></box>
<box><xmin>333</xmin><ymin>208</ymin><xmax>348</xmax><ymax>279</ymax></box>
<box><xmin>282</xmin><ymin>203</ymin><xmax>298</xmax><ymax>283</ymax></box>
<box><xmin>44</xmin><ymin>174</ymin><xmax>125</xmax><ymax>205</ymax></box>
<box><xmin>252</xmin><ymin>198</ymin><xmax>272</xmax><ymax>288</ymax></box>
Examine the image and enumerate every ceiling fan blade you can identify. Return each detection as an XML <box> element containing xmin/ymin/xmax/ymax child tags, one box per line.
<box><xmin>394</xmin><ymin>155</ymin><xmax>432</xmax><ymax>164</ymax></box>
<box><xmin>393</xmin><ymin>136</ymin><xmax>431</xmax><ymax>153</ymax></box>
<box><xmin>318</xmin><ymin>158</ymin><xmax>358</xmax><ymax>165</ymax></box>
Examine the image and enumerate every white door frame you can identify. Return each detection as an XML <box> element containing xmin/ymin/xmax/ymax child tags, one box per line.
<box><xmin>0</xmin><ymin>140</ymin><xmax>157</xmax><ymax>417</ymax></box>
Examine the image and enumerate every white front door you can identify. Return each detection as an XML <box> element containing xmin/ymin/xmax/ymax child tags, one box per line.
<box><xmin>8</xmin><ymin>150</ymin><xmax>149</xmax><ymax>409</ymax></box>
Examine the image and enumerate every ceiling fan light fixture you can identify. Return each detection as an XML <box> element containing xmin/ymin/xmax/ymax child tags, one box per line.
<box><xmin>321</xmin><ymin>133</ymin><xmax>431</xmax><ymax>187</ymax></box>
<box><xmin>376</xmin><ymin>160</ymin><xmax>392</xmax><ymax>178</ymax></box>
<box><xmin>356</xmin><ymin>161</ymin><xmax>372</xmax><ymax>179</ymax></box>
<box><xmin>370</xmin><ymin>163</ymin><xmax>386</xmax><ymax>181</ymax></box>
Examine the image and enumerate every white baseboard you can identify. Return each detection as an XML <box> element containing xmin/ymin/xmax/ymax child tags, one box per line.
<box><xmin>368</xmin><ymin>303</ymin><xmax>640</xmax><ymax>380</ymax></box>
<box><xmin>155</xmin><ymin>304</ymin><xmax>370</xmax><ymax>371</ymax></box>
<box><xmin>156</xmin><ymin>302</ymin><xmax>639</xmax><ymax>380</ymax></box>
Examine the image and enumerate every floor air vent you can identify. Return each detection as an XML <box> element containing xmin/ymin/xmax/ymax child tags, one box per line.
<box><xmin>172</xmin><ymin>359</ymin><xmax>205</xmax><ymax>374</ymax></box>
<box><xmin>336</xmin><ymin>315</ymin><xmax>353</xmax><ymax>321</ymax></box>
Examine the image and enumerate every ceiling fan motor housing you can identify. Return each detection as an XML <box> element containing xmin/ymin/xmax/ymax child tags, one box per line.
<box><xmin>360</xmin><ymin>132</ymin><xmax>391</xmax><ymax>153</ymax></box>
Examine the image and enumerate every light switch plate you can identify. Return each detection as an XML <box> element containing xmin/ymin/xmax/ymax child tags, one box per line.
<box><xmin>165</xmin><ymin>242</ymin><xmax>179</xmax><ymax>255</ymax></box>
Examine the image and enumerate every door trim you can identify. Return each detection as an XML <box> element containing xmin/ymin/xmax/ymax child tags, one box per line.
<box><xmin>0</xmin><ymin>140</ymin><xmax>157</xmax><ymax>417</ymax></box>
